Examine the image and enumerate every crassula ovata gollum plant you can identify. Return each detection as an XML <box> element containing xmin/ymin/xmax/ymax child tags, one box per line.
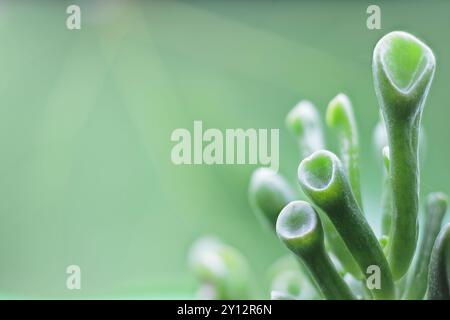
<box><xmin>190</xmin><ymin>31</ymin><xmax>450</xmax><ymax>300</ymax></box>
<box><xmin>373</xmin><ymin>31</ymin><xmax>436</xmax><ymax>280</ymax></box>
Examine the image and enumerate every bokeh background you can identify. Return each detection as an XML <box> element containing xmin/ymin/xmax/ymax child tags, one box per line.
<box><xmin>0</xmin><ymin>0</ymin><xmax>450</xmax><ymax>298</ymax></box>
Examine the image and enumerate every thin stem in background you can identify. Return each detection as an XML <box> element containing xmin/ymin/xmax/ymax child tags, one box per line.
<box><xmin>326</xmin><ymin>93</ymin><xmax>363</xmax><ymax>210</ymax></box>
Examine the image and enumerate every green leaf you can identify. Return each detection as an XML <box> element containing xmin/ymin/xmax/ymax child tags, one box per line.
<box><xmin>326</xmin><ymin>93</ymin><xmax>362</xmax><ymax>209</ymax></box>
<box><xmin>286</xmin><ymin>100</ymin><xmax>325</xmax><ymax>160</ymax></box>
<box><xmin>298</xmin><ymin>150</ymin><xmax>395</xmax><ymax>299</ymax></box>
<box><xmin>373</xmin><ymin>31</ymin><xmax>436</xmax><ymax>280</ymax></box>
<box><xmin>427</xmin><ymin>224</ymin><xmax>450</xmax><ymax>300</ymax></box>
<box><xmin>276</xmin><ymin>200</ymin><xmax>355</xmax><ymax>300</ymax></box>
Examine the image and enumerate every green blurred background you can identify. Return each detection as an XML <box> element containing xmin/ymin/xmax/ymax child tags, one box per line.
<box><xmin>0</xmin><ymin>0</ymin><xmax>450</xmax><ymax>298</ymax></box>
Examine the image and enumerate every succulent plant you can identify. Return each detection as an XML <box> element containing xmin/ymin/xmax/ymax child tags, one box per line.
<box><xmin>373</xmin><ymin>31</ymin><xmax>436</xmax><ymax>280</ymax></box>
<box><xmin>190</xmin><ymin>31</ymin><xmax>449</xmax><ymax>300</ymax></box>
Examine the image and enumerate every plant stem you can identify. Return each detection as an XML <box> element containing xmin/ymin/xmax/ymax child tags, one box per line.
<box><xmin>427</xmin><ymin>223</ymin><xmax>450</xmax><ymax>300</ymax></box>
<box><xmin>277</xmin><ymin>201</ymin><xmax>355</xmax><ymax>300</ymax></box>
<box><xmin>306</xmin><ymin>245</ymin><xmax>355</xmax><ymax>300</ymax></box>
<box><xmin>319</xmin><ymin>211</ymin><xmax>363</xmax><ymax>279</ymax></box>
<box><xmin>298</xmin><ymin>150</ymin><xmax>395</xmax><ymax>299</ymax></box>
<box><xmin>249</xmin><ymin>168</ymin><xmax>324</xmax><ymax>293</ymax></box>
<box><xmin>326</xmin><ymin>93</ymin><xmax>362</xmax><ymax>209</ymax></box>
<box><xmin>286</xmin><ymin>100</ymin><xmax>325</xmax><ymax>160</ymax></box>
<box><xmin>404</xmin><ymin>192</ymin><xmax>448</xmax><ymax>299</ymax></box>
<box><xmin>287</xmin><ymin>100</ymin><xmax>362</xmax><ymax>279</ymax></box>
<box><xmin>386</xmin><ymin>121</ymin><xmax>421</xmax><ymax>278</ymax></box>
<box><xmin>373</xmin><ymin>31</ymin><xmax>436</xmax><ymax>279</ymax></box>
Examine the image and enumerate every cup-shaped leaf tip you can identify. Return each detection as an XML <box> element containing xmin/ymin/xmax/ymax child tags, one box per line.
<box><xmin>276</xmin><ymin>201</ymin><xmax>323</xmax><ymax>256</ymax></box>
<box><xmin>297</xmin><ymin>150</ymin><xmax>344</xmax><ymax>208</ymax></box>
<box><xmin>286</xmin><ymin>100</ymin><xmax>325</xmax><ymax>158</ymax></box>
<box><xmin>374</xmin><ymin>31</ymin><xmax>435</xmax><ymax>93</ymax></box>
<box><xmin>326</xmin><ymin>93</ymin><xmax>352</xmax><ymax>129</ymax></box>
<box><xmin>373</xmin><ymin>31</ymin><xmax>435</xmax><ymax>118</ymax></box>
<box><xmin>277</xmin><ymin>200</ymin><xmax>357</xmax><ymax>300</ymax></box>
<box><xmin>286</xmin><ymin>100</ymin><xmax>321</xmax><ymax>137</ymax></box>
